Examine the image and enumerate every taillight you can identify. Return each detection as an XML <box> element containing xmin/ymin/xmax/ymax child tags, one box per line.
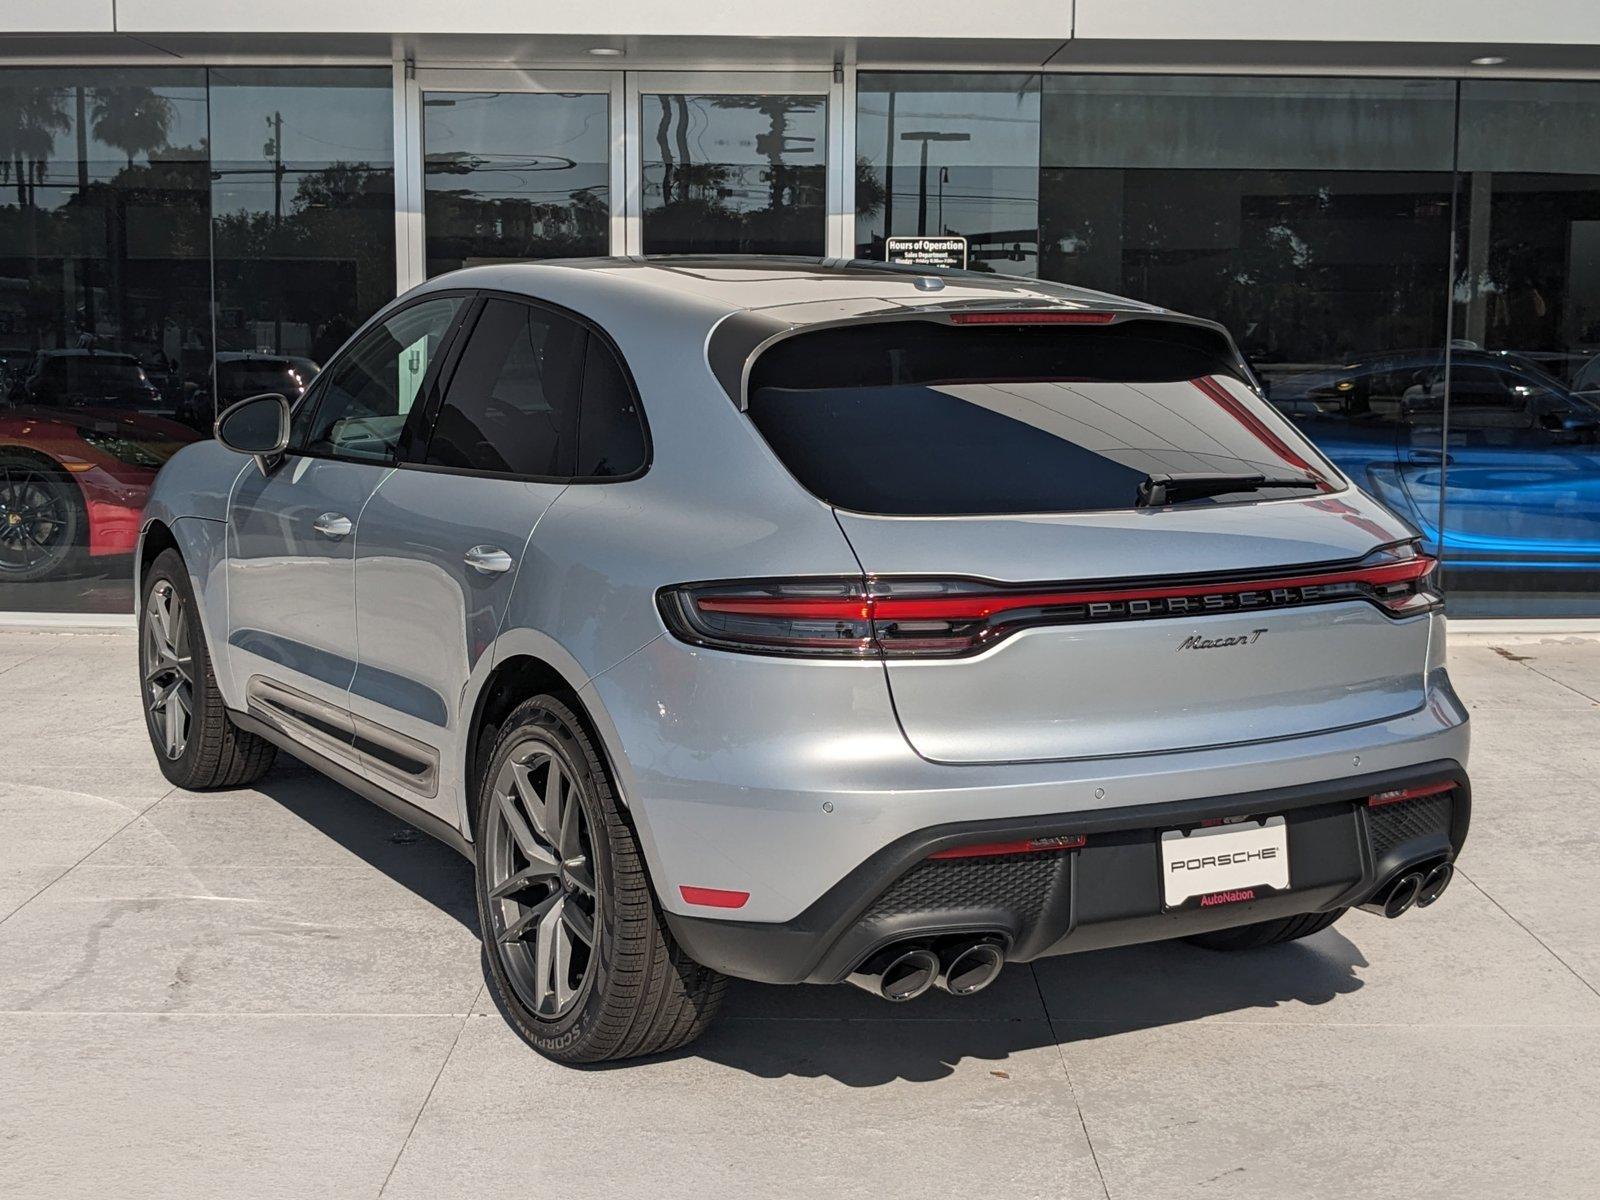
<box><xmin>659</xmin><ymin>542</ymin><xmax>1441</xmax><ymax>659</ymax></box>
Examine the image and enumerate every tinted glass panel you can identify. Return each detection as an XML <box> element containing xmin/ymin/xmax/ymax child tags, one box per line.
<box><xmin>640</xmin><ymin>93</ymin><xmax>826</xmax><ymax>254</ymax></box>
<box><xmin>576</xmin><ymin>336</ymin><xmax>646</xmax><ymax>477</ymax></box>
<box><xmin>209</xmin><ymin>68</ymin><xmax>395</xmax><ymax>424</ymax></box>
<box><xmin>1444</xmin><ymin>81</ymin><xmax>1600</xmax><ymax>615</ymax></box>
<box><xmin>0</xmin><ymin>68</ymin><xmax>209</xmax><ymax>612</ymax></box>
<box><xmin>747</xmin><ymin>322</ymin><xmax>1327</xmax><ymax>515</ymax></box>
<box><xmin>302</xmin><ymin>296</ymin><xmax>462</xmax><ymax>462</ymax></box>
<box><xmin>422</xmin><ymin>90</ymin><xmax>610</xmax><ymax>275</ymax></box>
<box><xmin>856</xmin><ymin>74</ymin><xmax>1040</xmax><ymax>274</ymax></box>
<box><xmin>427</xmin><ymin>298</ymin><xmax>586</xmax><ymax>476</ymax></box>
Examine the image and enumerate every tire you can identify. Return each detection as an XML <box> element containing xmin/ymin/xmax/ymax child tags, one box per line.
<box><xmin>474</xmin><ymin>694</ymin><xmax>725</xmax><ymax>1064</ymax></box>
<box><xmin>0</xmin><ymin>451</ymin><xmax>84</xmax><ymax>583</ymax></box>
<box><xmin>1185</xmin><ymin>907</ymin><xmax>1346</xmax><ymax>952</ymax></box>
<box><xmin>139</xmin><ymin>548</ymin><xmax>276</xmax><ymax>790</ymax></box>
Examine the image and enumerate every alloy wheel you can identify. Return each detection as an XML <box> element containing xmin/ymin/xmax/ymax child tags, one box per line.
<box><xmin>142</xmin><ymin>579</ymin><xmax>194</xmax><ymax>759</ymax></box>
<box><xmin>484</xmin><ymin>739</ymin><xmax>600</xmax><ymax>1019</ymax></box>
<box><xmin>0</xmin><ymin>463</ymin><xmax>69</xmax><ymax>575</ymax></box>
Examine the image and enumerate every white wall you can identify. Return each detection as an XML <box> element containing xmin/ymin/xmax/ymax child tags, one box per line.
<box><xmin>1073</xmin><ymin>0</ymin><xmax>1600</xmax><ymax>45</ymax></box>
<box><xmin>5</xmin><ymin>0</ymin><xmax>1598</xmax><ymax>47</ymax></box>
<box><xmin>1</xmin><ymin>1</ymin><xmax>112</xmax><ymax>33</ymax></box>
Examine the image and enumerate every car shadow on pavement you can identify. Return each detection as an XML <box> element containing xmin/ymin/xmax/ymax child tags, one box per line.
<box><xmin>251</xmin><ymin>766</ymin><xmax>1367</xmax><ymax>1086</ymax></box>
<box><xmin>251</xmin><ymin>763</ymin><xmax>478</xmax><ymax>930</ymax></box>
<box><xmin>675</xmin><ymin>934</ymin><xmax>1366</xmax><ymax>1085</ymax></box>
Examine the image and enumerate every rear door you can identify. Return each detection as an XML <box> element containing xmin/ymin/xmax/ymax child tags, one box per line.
<box><xmin>349</xmin><ymin>295</ymin><xmax>644</xmax><ymax>822</ymax></box>
<box><xmin>744</xmin><ymin>316</ymin><xmax>1434</xmax><ymax>765</ymax></box>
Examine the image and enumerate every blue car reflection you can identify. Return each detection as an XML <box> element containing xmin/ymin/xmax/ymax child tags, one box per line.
<box><xmin>1267</xmin><ymin>351</ymin><xmax>1600</xmax><ymax>571</ymax></box>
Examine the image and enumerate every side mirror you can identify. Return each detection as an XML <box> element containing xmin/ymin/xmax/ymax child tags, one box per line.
<box><xmin>215</xmin><ymin>392</ymin><xmax>291</xmax><ymax>475</ymax></box>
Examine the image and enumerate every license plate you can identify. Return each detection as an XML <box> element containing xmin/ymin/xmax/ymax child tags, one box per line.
<box><xmin>1159</xmin><ymin>816</ymin><xmax>1289</xmax><ymax>909</ymax></box>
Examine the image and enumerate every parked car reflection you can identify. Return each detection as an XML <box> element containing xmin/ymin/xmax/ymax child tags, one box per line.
<box><xmin>1269</xmin><ymin>350</ymin><xmax>1600</xmax><ymax>572</ymax></box>
<box><xmin>0</xmin><ymin>401</ymin><xmax>198</xmax><ymax>582</ymax></box>
<box><xmin>182</xmin><ymin>351</ymin><xmax>318</xmax><ymax>432</ymax></box>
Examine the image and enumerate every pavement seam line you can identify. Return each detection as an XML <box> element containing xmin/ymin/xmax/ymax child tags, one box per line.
<box><xmin>1521</xmin><ymin>661</ymin><xmax>1600</xmax><ymax>706</ymax></box>
<box><xmin>1031</xmin><ymin>965</ymin><xmax>1113</xmax><ymax>1200</ymax></box>
<box><xmin>377</xmin><ymin>981</ymin><xmax>485</xmax><ymax>1197</ymax></box>
<box><xmin>0</xmin><ymin>784</ymin><xmax>180</xmax><ymax>929</ymax></box>
<box><xmin>1457</xmin><ymin>867</ymin><xmax>1600</xmax><ymax>1002</ymax></box>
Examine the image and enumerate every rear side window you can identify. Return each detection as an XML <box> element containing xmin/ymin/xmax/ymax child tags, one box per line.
<box><xmin>746</xmin><ymin>320</ymin><xmax>1333</xmax><ymax>515</ymax></box>
<box><xmin>575</xmin><ymin>335</ymin><xmax>647</xmax><ymax>478</ymax></box>
<box><xmin>427</xmin><ymin>298</ymin><xmax>587</xmax><ymax>476</ymax></box>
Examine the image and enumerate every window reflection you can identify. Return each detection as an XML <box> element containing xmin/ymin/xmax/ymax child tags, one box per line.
<box><xmin>422</xmin><ymin>90</ymin><xmax>610</xmax><ymax>274</ymax></box>
<box><xmin>640</xmin><ymin>93</ymin><xmax>826</xmax><ymax>255</ymax></box>
<box><xmin>209</xmin><ymin>68</ymin><xmax>395</xmax><ymax>427</ymax></box>
<box><xmin>1446</xmin><ymin>81</ymin><xmax>1600</xmax><ymax>612</ymax></box>
<box><xmin>0</xmin><ymin>68</ymin><xmax>208</xmax><ymax>607</ymax></box>
<box><xmin>856</xmin><ymin>74</ymin><xmax>1039</xmax><ymax>274</ymax></box>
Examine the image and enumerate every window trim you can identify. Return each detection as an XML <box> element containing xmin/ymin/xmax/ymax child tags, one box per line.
<box><xmin>394</xmin><ymin>287</ymin><xmax>653</xmax><ymax>486</ymax></box>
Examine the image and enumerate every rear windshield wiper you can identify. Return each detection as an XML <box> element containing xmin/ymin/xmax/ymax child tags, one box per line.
<box><xmin>1136</xmin><ymin>472</ymin><xmax>1322</xmax><ymax>508</ymax></box>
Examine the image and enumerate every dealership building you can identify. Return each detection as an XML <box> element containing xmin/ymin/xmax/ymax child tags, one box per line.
<box><xmin>3</xmin><ymin>2</ymin><xmax>1599</xmax><ymax>620</ymax></box>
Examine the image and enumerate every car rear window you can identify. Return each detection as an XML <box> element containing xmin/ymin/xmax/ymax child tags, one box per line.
<box><xmin>745</xmin><ymin>320</ymin><xmax>1335</xmax><ymax>516</ymax></box>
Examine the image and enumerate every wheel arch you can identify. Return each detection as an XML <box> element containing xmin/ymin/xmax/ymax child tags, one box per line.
<box><xmin>136</xmin><ymin>517</ymin><xmax>180</xmax><ymax>601</ymax></box>
<box><xmin>461</xmin><ymin>646</ymin><xmax>647</xmax><ymax>835</ymax></box>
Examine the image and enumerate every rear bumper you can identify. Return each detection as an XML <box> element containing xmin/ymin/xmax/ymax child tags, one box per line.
<box><xmin>665</xmin><ymin>760</ymin><xmax>1470</xmax><ymax>985</ymax></box>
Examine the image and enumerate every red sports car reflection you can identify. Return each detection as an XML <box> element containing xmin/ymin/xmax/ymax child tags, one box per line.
<box><xmin>0</xmin><ymin>406</ymin><xmax>199</xmax><ymax>582</ymax></box>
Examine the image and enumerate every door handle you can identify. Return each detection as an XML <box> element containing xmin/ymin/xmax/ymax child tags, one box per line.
<box><xmin>312</xmin><ymin>512</ymin><xmax>353</xmax><ymax>539</ymax></box>
<box><xmin>1409</xmin><ymin>450</ymin><xmax>1455</xmax><ymax>465</ymax></box>
<box><xmin>464</xmin><ymin>545</ymin><xmax>514</xmax><ymax>575</ymax></box>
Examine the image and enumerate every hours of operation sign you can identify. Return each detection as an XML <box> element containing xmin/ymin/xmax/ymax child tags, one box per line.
<box><xmin>884</xmin><ymin>236</ymin><xmax>968</xmax><ymax>270</ymax></box>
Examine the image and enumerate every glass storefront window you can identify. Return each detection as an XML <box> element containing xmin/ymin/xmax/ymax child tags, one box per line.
<box><xmin>856</xmin><ymin>74</ymin><xmax>1039</xmax><ymax>274</ymax></box>
<box><xmin>422</xmin><ymin>89</ymin><xmax>610</xmax><ymax>275</ymax></box>
<box><xmin>0</xmin><ymin>68</ymin><xmax>209</xmax><ymax>611</ymax></box>
<box><xmin>1442</xmin><ymin>81</ymin><xmax>1600</xmax><ymax>614</ymax></box>
<box><xmin>640</xmin><ymin>92</ymin><xmax>827</xmax><ymax>255</ymax></box>
<box><xmin>209</xmin><ymin>68</ymin><xmax>395</xmax><ymax>424</ymax></box>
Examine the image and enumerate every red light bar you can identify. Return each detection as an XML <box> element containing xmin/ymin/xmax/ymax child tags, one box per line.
<box><xmin>679</xmin><ymin>885</ymin><xmax>750</xmax><ymax>909</ymax></box>
<box><xmin>692</xmin><ymin>556</ymin><xmax>1436</xmax><ymax>625</ymax></box>
<box><xmin>948</xmin><ymin>310</ymin><xmax>1117</xmax><ymax>326</ymax></box>
<box><xmin>1367</xmin><ymin>781</ymin><xmax>1455</xmax><ymax>808</ymax></box>
<box><xmin>929</xmin><ymin>834</ymin><xmax>1086</xmax><ymax>860</ymax></box>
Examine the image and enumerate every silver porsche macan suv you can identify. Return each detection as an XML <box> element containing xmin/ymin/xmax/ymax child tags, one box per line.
<box><xmin>136</xmin><ymin>258</ymin><xmax>1470</xmax><ymax>1063</ymax></box>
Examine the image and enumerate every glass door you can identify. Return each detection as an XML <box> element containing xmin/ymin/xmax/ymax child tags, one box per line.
<box><xmin>405</xmin><ymin>70</ymin><xmax>625</xmax><ymax>284</ymax></box>
<box><xmin>624</xmin><ymin>72</ymin><xmax>844</xmax><ymax>257</ymax></box>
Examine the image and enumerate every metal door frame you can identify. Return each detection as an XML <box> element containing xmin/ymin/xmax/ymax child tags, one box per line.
<box><xmin>398</xmin><ymin>67</ymin><xmax>628</xmax><ymax>290</ymax></box>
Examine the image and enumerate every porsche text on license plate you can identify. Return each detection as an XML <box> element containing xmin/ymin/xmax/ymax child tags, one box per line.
<box><xmin>1159</xmin><ymin>816</ymin><xmax>1289</xmax><ymax>909</ymax></box>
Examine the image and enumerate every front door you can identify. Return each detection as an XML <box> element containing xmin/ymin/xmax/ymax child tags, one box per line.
<box><xmin>225</xmin><ymin>294</ymin><xmax>467</xmax><ymax>762</ymax></box>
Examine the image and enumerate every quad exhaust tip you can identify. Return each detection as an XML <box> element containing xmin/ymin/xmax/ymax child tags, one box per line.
<box><xmin>936</xmin><ymin>939</ymin><xmax>1006</xmax><ymax>996</ymax></box>
<box><xmin>848</xmin><ymin>946</ymin><xmax>941</xmax><ymax>1002</ymax></box>
<box><xmin>1361</xmin><ymin>858</ymin><xmax>1453</xmax><ymax>919</ymax></box>
<box><xmin>849</xmin><ymin>937</ymin><xmax>1006</xmax><ymax>1001</ymax></box>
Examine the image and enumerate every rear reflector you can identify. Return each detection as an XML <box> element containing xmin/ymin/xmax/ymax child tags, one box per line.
<box><xmin>948</xmin><ymin>310</ymin><xmax>1116</xmax><ymax>326</ymax></box>
<box><xmin>679</xmin><ymin>885</ymin><xmax>750</xmax><ymax>909</ymax></box>
<box><xmin>928</xmin><ymin>835</ymin><xmax>1086</xmax><ymax>860</ymax></box>
<box><xmin>1367</xmin><ymin>781</ymin><xmax>1455</xmax><ymax>808</ymax></box>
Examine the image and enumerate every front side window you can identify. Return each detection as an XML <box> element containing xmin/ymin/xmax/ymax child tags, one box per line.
<box><xmin>425</xmin><ymin>298</ymin><xmax>587</xmax><ymax>476</ymax></box>
<box><xmin>300</xmin><ymin>296</ymin><xmax>464</xmax><ymax>462</ymax></box>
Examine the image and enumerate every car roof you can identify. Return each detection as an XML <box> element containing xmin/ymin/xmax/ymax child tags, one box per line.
<box><xmin>420</xmin><ymin>255</ymin><xmax>1166</xmax><ymax>321</ymax></box>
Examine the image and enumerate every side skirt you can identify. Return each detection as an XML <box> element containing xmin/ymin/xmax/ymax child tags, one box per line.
<box><xmin>230</xmin><ymin>707</ymin><xmax>473</xmax><ymax>860</ymax></box>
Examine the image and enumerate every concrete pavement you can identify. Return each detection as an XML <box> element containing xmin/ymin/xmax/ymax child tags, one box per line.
<box><xmin>1</xmin><ymin>629</ymin><xmax>1598</xmax><ymax>1199</ymax></box>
